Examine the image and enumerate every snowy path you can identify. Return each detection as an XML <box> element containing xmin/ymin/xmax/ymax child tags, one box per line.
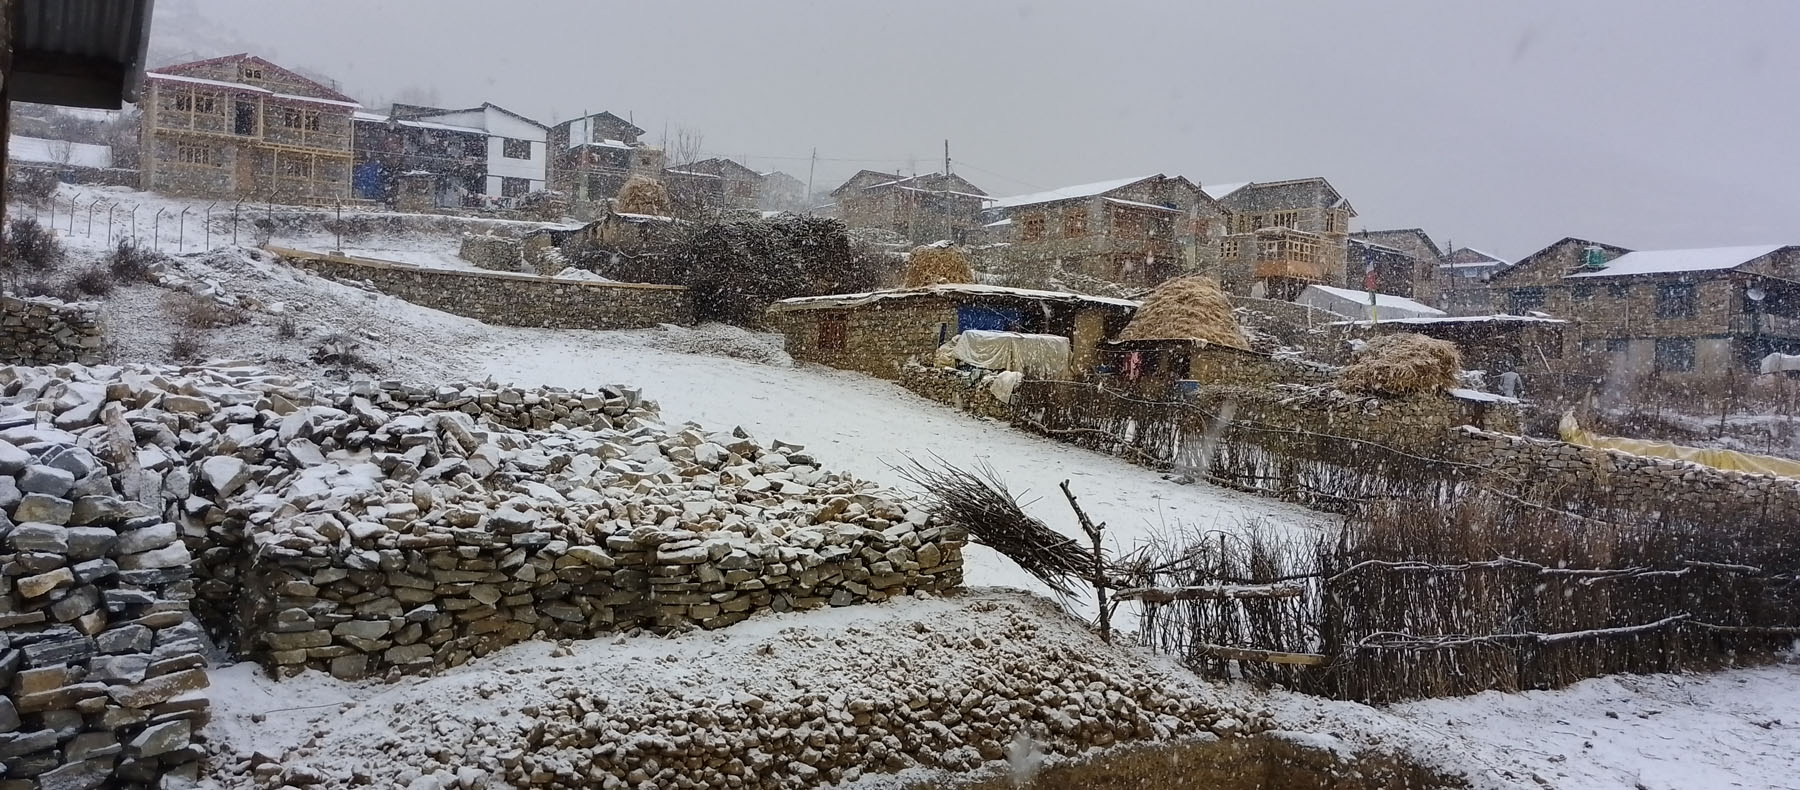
<box><xmin>472</xmin><ymin>328</ymin><xmax>1330</xmax><ymax>608</ymax></box>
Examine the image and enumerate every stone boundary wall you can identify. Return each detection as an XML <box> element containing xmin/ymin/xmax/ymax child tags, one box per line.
<box><xmin>1455</xmin><ymin>426</ymin><xmax>1800</xmax><ymax>512</ymax></box>
<box><xmin>457</xmin><ymin>234</ymin><xmax>523</xmax><ymax>272</ymax></box>
<box><xmin>898</xmin><ymin>366</ymin><xmax>1013</xmax><ymax>421</ymax></box>
<box><xmin>0</xmin><ymin>296</ymin><xmax>103</xmax><ymax>367</ymax></box>
<box><xmin>268</xmin><ymin>247</ymin><xmax>693</xmax><ymax>330</ymax></box>
<box><xmin>244</xmin><ymin>511</ymin><xmax>966</xmax><ymax>681</ymax></box>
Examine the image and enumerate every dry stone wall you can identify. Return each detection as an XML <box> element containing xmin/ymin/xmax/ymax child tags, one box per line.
<box><xmin>0</xmin><ymin>297</ymin><xmax>102</xmax><ymax>367</ymax></box>
<box><xmin>274</xmin><ymin>248</ymin><xmax>693</xmax><ymax>330</ymax></box>
<box><xmin>457</xmin><ymin>234</ymin><xmax>524</xmax><ymax>272</ymax></box>
<box><xmin>1455</xmin><ymin>426</ymin><xmax>1800</xmax><ymax>512</ymax></box>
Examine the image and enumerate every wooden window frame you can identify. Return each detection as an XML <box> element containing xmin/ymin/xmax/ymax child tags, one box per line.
<box><xmin>1020</xmin><ymin>214</ymin><xmax>1046</xmax><ymax>242</ymax></box>
<box><xmin>502</xmin><ymin>138</ymin><xmax>532</xmax><ymax>160</ymax></box>
<box><xmin>1272</xmin><ymin>211</ymin><xmax>1299</xmax><ymax>228</ymax></box>
<box><xmin>817</xmin><ymin>314</ymin><xmax>848</xmax><ymax>352</ymax></box>
<box><xmin>1062</xmin><ymin>207</ymin><xmax>1087</xmax><ymax>238</ymax></box>
<box><xmin>175</xmin><ymin>142</ymin><xmax>218</xmax><ymax>167</ymax></box>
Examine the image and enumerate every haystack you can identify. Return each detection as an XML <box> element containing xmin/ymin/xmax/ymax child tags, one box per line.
<box><xmin>615</xmin><ymin>176</ymin><xmax>673</xmax><ymax>217</ymax></box>
<box><xmin>903</xmin><ymin>243</ymin><xmax>974</xmax><ymax>287</ymax></box>
<box><xmin>1336</xmin><ymin>332</ymin><xmax>1462</xmax><ymax>396</ymax></box>
<box><xmin>1114</xmin><ymin>276</ymin><xmax>1250</xmax><ymax>351</ymax></box>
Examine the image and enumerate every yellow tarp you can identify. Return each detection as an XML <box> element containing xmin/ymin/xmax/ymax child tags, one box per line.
<box><xmin>1559</xmin><ymin>413</ymin><xmax>1800</xmax><ymax>479</ymax></box>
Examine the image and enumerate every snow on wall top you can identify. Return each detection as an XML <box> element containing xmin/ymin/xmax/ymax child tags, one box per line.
<box><xmin>988</xmin><ymin>175</ymin><xmax>1156</xmax><ymax>209</ymax></box>
<box><xmin>1304</xmin><ymin>284</ymin><xmax>1445</xmax><ymax>316</ymax></box>
<box><xmin>1563</xmin><ymin>244</ymin><xmax>1786</xmax><ymax>279</ymax></box>
<box><xmin>147</xmin><ymin>72</ymin><xmax>363</xmax><ymax>109</ymax></box>
<box><xmin>768</xmin><ymin>283</ymin><xmax>1139</xmax><ymax>313</ymax></box>
<box><xmin>1202</xmin><ymin>181</ymin><xmax>1249</xmax><ymax>200</ymax></box>
<box><xmin>1103</xmin><ymin>197</ymin><xmax>1183</xmax><ymax>213</ymax></box>
<box><xmin>9</xmin><ymin>135</ymin><xmax>112</xmax><ymax>168</ymax></box>
<box><xmin>1327</xmin><ymin>314</ymin><xmax>1567</xmax><ymax>327</ymax></box>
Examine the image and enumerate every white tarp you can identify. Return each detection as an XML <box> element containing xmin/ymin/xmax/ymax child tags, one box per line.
<box><xmin>1297</xmin><ymin>284</ymin><xmax>1445</xmax><ymax>321</ymax></box>
<box><xmin>1760</xmin><ymin>353</ymin><xmax>1800</xmax><ymax>375</ymax></box>
<box><xmin>987</xmin><ymin>371</ymin><xmax>1024</xmax><ymax>403</ymax></box>
<box><xmin>952</xmin><ymin>330</ymin><xmax>1070</xmax><ymax>378</ymax></box>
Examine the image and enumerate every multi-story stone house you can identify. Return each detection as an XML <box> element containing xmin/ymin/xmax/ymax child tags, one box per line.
<box><xmin>1492</xmin><ymin>238</ymin><xmax>1800</xmax><ymax>380</ymax></box>
<box><xmin>1347</xmin><ymin>228</ymin><xmax>1444</xmax><ymax>305</ymax></box>
<box><xmin>758</xmin><ymin>170</ymin><xmax>807</xmax><ymax>213</ymax></box>
<box><xmin>547</xmin><ymin>111</ymin><xmax>666</xmax><ymax>218</ymax></box>
<box><xmin>830</xmin><ymin>171</ymin><xmax>989</xmax><ymax>244</ymax></box>
<box><xmin>351</xmin><ymin>103</ymin><xmax>547</xmax><ymax>208</ymax></box>
<box><xmin>986</xmin><ymin>174</ymin><xmax>1227</xmax><ymax>289</ymax></box>
<box><xmin>140</xmin><ymin>54</ymin><xmax>358</xmax><ymax>202</ymax></box>
<box><xmin>1206</xmin><ymin>178</ymin><xmax>1356</xmax><ymax>300</ymax></box>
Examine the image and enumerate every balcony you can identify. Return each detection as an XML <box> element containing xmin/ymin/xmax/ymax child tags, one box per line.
<box><xmin>1254</xmin><ymin>258</ymin><xmax>1328</xmax><ymax>282</ymax></box>
<box><xmin>1732</xmin><ymin>312</ymin><xmax>1800</xmax><ymax>339</ymax></box>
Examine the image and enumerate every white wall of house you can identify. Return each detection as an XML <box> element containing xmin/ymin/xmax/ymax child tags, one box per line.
<box><xmin>420</xmin><ymin>107</ymin><xmax>547</xmax><ymax>198</ymax></box>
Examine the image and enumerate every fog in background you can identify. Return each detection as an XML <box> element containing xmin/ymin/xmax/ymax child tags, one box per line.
<box><xmin>148</xmin><ymin>0</ymin><xmax>1800</xmax><ymax>260</ymax></box>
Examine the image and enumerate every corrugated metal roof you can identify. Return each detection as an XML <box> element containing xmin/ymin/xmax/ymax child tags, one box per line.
<box><xmin>12</xmin><ymin>0</ymin><xmax>156</xmax><ymax>109</ymax></box>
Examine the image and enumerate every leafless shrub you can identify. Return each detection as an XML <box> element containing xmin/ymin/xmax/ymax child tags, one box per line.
<box><xmin>15</xmin><ymin>278</ymin><xmax>77</xmax><ymax>302</ymax></box>
<box><xmin>274</xmin><ymin>314</ymin><xmax>299</xmax><ymax>339</ymax></box>
<box><xmin>108</xmin><ymin>240</ymin><xmax>162</xmax><ymax>283</ymax></box>
<box><xmin>68</xmin><ymin>266</ymin><xmax>115</xmax><ymax>297</ymax></box>
<box><xmin>168</xmin><ymin>331</ymin><xmax>203</xmax><ymax>361</ymax></box>
<box><xmin>164</xmin><ymin>291</ymin><xmax>246</xmax><ymax>329</ymax></box>
<box><xmin>6</xmin><ymin>218</ymin><xmax>64</xmax><ymax>273</ymax></box>
<box><xmin>311</xmin><ymin>332</ymin><xmax>381</xmax><ymax>374</ymax></box>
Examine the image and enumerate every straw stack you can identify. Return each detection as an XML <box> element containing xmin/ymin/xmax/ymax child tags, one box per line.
<box><xmin>1336</xmin><ymin>332</ymin><xmax>1462</xmax><ymax>395</ymax></box>
<box><xmin>1114</xmin><ymin>276</ymin><xmax>1251</xmax><ymax>351</ymax></box>
<box><xmin>615</xmin><ymin>176</ymin><xmax>674</xmax><ymax>216</ymax></box>
<box><xmin>903</xmin><ymin>243</ymin><xmax>975</xmax><ymax>287</ymax></box>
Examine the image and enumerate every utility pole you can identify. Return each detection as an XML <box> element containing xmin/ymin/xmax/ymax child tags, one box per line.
<box><xmin>805</xmin><ymin>147</ymin><xmax>817</xmax><ymax>212</ymax></box>
<box><xmin>943</xmin><ymin>139</ymin><xmax>951</xmax><ymax>176</ymax></box>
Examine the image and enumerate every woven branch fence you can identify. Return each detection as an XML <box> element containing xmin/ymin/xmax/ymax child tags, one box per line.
<box><xmin>1003</xmin><ymin>380</ymin><xmax>1800</xmax><ymax>701</ymax></box>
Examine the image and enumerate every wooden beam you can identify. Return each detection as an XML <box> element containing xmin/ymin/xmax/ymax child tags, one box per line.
<box><xmin>1115</xmin><ymin>581</ymin><xmax>1305</xmax><ymax>603</ymax></box>
<box><xmin>1194</xmin><ymin>643</ymin><xmax>1328</xmax><ymax>667</ymax></box>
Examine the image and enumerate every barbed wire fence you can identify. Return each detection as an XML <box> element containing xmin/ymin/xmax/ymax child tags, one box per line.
<box><xmin>18</xmin><ymin>190</ymin><xmax>346</xmax><ymax>256</ymax></box>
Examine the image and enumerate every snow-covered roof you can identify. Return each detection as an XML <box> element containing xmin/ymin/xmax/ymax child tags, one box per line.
<box><xmin>1327</xmin><ymin>314</ymin><xmax>1567</xmax><ymax>327</ymax></box>
<box><xmin>352</xmin><ymin>110</ymin><xmax>388</xmax><ymax>123</ymax></box>
<box><xmin>1103</xmin><ymin>197</ymin><xmax>1183</xmax><ymax>214</ymax></box>
<box><xmin>1305</xmin><ymin>284</ymin><xmax>1446</xmax><ymax>317</ymax></box>
<box><xmin>1202</xmin><ymin>181</ymin><xmax>1249</xmax><ymax>200</ymax></box>
<box><xmin>1562</xmin><ymin>244</ymin><xmax>1787</xmax><ymax>279</ymax></box>
<box><xmin>1448</xmin><ymin>388</ymin><xmax>1520</xmax><ymax>405</ymax></box>
<box><xmin>1456</xmin><ymin>248</ymin><xmax>1506</xmax><ymax>264</ymax></box>
<box><xmin>665</xmin><ymin>169</ymin><xmax>720</xmax><ymax>179</ymax></box>
<box><xmin>984</xmin><ymin>218</ymin><xmax>1013</xmax><ymax>228</ymax></box>
<box><xmin>397</xmin><ymin>118</ymin><xmax>484</xmax><ymax>135</ymax></box>
<box><xmin>9</xmin><ymin>135</ymin><xmax>112</xmax><ymax>169</ymax></box>
<box><xmin>988</xmin><ymin>176</ymin><xmax>1156</xmax><ymax>210</ymax></box>
<box><xmin>572</xmin><ymin>139</ymin><xmax>634</xmax><ymax>151</ymax></box>
<box><xmin>769</xmin><ymin>283</ymin><xmax>1138</xmax><ymax>313</ymax></box>
<box><xmin>1439</xmin><ymin>261</ymin><xmax>1505</xmax><ymax>269</ymax></box>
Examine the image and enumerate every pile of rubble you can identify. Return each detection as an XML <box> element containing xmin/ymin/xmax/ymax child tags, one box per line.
<box><xmin>0</xmin><ymin>362</ymin><xmax>965</xmax><ymax>788</ymax></box>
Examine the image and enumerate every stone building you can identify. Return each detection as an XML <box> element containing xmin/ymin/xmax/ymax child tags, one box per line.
<box><xmin>758</xmin><ymin>170</ymin><xmax>807</xmax><ymax>212</ymax></box>
<box><xmin>1206</xmin><ymin>178</ymin><xmax>1356</xmax><ymax>300</ymax></box>
<box><xmin>1438</xmin><ymin>247</ymin><xmax>1510</xmax><ymax>314</ymax></box>
<box><xmin>766</xmin><ymin>284</ymin><xmax>1137</xmax><ymax>380</ymax></box>
<box><xmin>830</xmin><ymin>171</ymin><xmax>990</xmax><ymax>244</ymax></box>
<box><xmin>669</xmin><ymin>157</ymin><xmax>763</xmax><ymax>211</ymax></box>
<box><xmin>351</xmin><ymin>109</ymin><xmax>485</xmax><ymax>208</ymax></box>
<box><xmin>140</xmin><ymin>54</ymin><xmax>358</xmax><ymax>202</ymax></box>
<box><xmin>986</xmin><ymin>174</ymin><xmax>1228</xmax><ymax>290</ymax></box>
<box><xmin>351</xmin><ymin>102</ymin><xmax>547</xmax><ymax>207</ymax></box>
<box><xmin>1347</xmin><ymin>228</ymin><xmax>1445</xmax><ymax>305</ymax></box>
<box><xmin>1492</xmin><ymin>238</ymin><xmax>1800</xmax><ymax>381</ymax></box>
<box><xmin>547</xmin><ymin>111</ymin><xmax>666</xmax><ymax>218</ymax></box>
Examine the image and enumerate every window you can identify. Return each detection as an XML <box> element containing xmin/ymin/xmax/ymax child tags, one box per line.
<box><xmin>175</xmin><ymin>143</ymin><xmax>218</xmax><ymax>167</ymax></box>
<box><xmin>281</xmin><ymin>108</ymin><xmax>307</xmax><ymax>129</ymax></box>
<box><xmin>586</xmin><ymin>174</ymin><xmax>610</xmax><ymax>199</ymax></box>
<box><xmin>194</xmin><ymin>94</ymin><xmax>217</xmax><ymax>114</ymax></box>
<box><xmin>501</xmin><ymin>177</ymin><xmax>530</xmax><ymax>197</ymax></box>
<box><xmin>502</xmin><ymin>138</ymin><xmax>532</xmax><ymax>159</ymax></box>
<box><xmin>1656</xmin><ymin>282</ymin><xmax>1696</xmax><ymax>318</ymax></box>
<box><xmin>818</xmin><ymin>315</ymin><xmax>847</xmax><ymax>351</ymax></box>
<box><xmin>1570</xmin><ymin>283</ymin><xmax>1595</xmax><ymax>300</ymax></box>
<box><xmin>279</xmin><ymin>157</ymin><xmax>313</xmax><ymax>178</ymax></box>
<box><xmin>240</xmin><ymin>65</ymin><xmax>264</xmax><ymax>81</ymax></box>
<box><xmin>1111</xmin><ymin>209</ymin><xmax>1144</xmax><ymax>238</ymax></box>
<box><xmin>303</xmin><ymin>112</ymin><xmax>320</xmax><ymax>131</ymax></box>
<box><xmin>1221</xmin><ymin>239</ymin><xmax>1240</xmax><ymax>258</ymax></box>
<box><xmin>1606</xmin><ymin>338</ymin><xmax>1630</xmax><ymax>355</ymax></box>
<box><xmin>1020</xmin><ymin>214</ymin><xmax>1045</xmax><ymax>241</ymax></box>
<box><xmin>1271</xmin><ymin>211</ymin><xmax>1299</xmax><ymax>228</ymax></box>
<box><xmin>234</xmin><ymin>101</ymin><xmax>258</xmax><ymax>136</ymax></box>
<box><xmin>1062</xmin><ymin>208</ymin><xmax>1087</xmax><ymax>237</ymax></box>
<box><xmin>1654</xmin><ymin>337</ymin><xmax>1694</xmax><ymax>373</ymax></box>
<box><xmin>172</xmin><ymin>92</ymin><xmax>193</xmax><ymax>112</ymax></box>
<box><xmin>1324</xmin><ymin>211</ymin><xmax>1338</xmax><ymax>233</ymax></box>
<box><xmin>1607</xmin><ymin>282</ymin><xmax>1631</xmax><ymax>299</ymax></box>
<box><xmin>1509</xmin><ymin>287</ymin><xmax>1546</xmax><ymax>314</ymax></box>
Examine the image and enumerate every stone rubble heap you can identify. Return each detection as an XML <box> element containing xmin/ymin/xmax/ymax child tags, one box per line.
<box><xmin>0</xmin><ymin>361</ymin><xmax>965</xmax><ymax>789</ymax></box>
<box><xmin>209</xmin><ymin>594</ymin><xmax>1269</xmax><ymax>790</ymax></box>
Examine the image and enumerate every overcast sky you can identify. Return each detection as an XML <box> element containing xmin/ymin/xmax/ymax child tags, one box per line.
<box><xmin>149</xmin><ymin>0</ymin><xmax>1799</xmax><ymax>260</ymax></box>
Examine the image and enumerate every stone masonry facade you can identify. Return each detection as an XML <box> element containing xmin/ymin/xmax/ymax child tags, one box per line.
<box><xmin>278</xmin><ymin>250</ymin><xmax>694</xmax><ymax>330</ymax></box>
<box><xmin>0</xmin><ymin>297</ymin><xmax>103</xmax><ymax>367</ymax></box>
<box><xmin>768</xmin><ymin>299</ymin><xmax>958</xmax><ymax>380</ymax></box>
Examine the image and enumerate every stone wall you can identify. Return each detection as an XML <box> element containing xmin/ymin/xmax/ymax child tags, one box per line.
<box><xmin>273</xmin><ymin>248</ymin><xmax>693</xmax><ymax>330</ymax></box>
<box><xmin>898</xmin><ymin>366</ymin><xmax>1013</xmax><ymax>420</ymax></box>
<box><xmin>768</xmin><ymin>298</ymin><xmax>958</xmax><ymax>379</ymax></box>
<box><xmin>456</xmin><ymin>234</ymin><xmax>523</xmax><ymax>272</ymax></box>
<box><xmin>0</xmin><ymin>296</ymin><xmax>103</xmax><ymax>367</ymax></box>
<box><xmin>1454</xmin><ymin>426</ymin><xmax>1800</xmax><ymax>512</ymax></box>
<box><xmin>1186</xmin><ymin>347</ymin><xmax>1333</xmax><ymax>388</ymax></box>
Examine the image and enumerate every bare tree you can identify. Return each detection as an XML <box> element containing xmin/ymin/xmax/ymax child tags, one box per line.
<box><xmin>666</xmin><ymin>126</ymin><xmax>705</xmax><ymax>168</ymax></box>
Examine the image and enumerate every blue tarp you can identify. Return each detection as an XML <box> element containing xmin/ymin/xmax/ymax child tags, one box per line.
<box><xmin>957</xmin><ymin>305</ymin><xmax>1023</xmax><ymax>333</ymax></box>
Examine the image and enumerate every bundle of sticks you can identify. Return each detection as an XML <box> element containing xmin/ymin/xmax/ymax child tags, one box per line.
<box><xmin>898</xmin><ymin>457</ymin><xmax>1099</xmax><ymax>599</ymax></box>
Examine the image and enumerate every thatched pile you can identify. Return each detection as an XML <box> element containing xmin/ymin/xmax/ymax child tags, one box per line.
<box><xmin>615</xmin><ymin>176</ymin><xmax>673</xmax><ymax>217</ymax></box>
<box><xmin>1336</xmin><ymin>332</ymin><xmax>1462</xmax><ymax>396</ymax></box>
<box><xmin>903</xmin><ymin>243</ymin><xmax>974</xmax><ymax>287</ymax></box>
<box><xmin>1114</xmin><ymin>276</ymin><xmax>1250</xmax><ymax>351</ymax></box>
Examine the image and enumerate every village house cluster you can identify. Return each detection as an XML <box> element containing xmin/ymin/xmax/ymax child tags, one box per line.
<box><xmin>13</xmin><ymin>50</ymin><xmax>1796</xmax><ymax>393</ymax></box>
